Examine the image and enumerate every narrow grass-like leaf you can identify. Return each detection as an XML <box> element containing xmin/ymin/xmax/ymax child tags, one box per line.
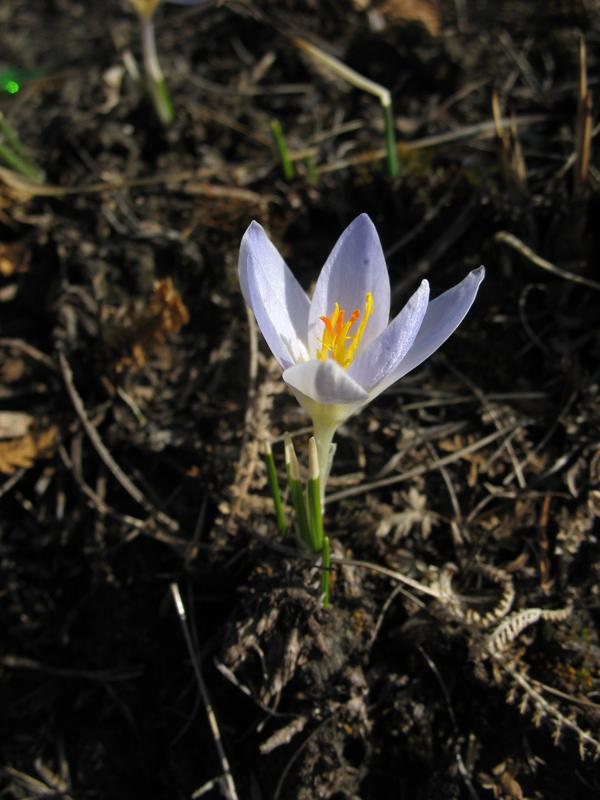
<box><xmin>260</xmin><ymin>439</ymin><xmax>288</xmax><ymax>537</ymax></box>
<box><xmin>284</xmin><ymin>434</ymin><xmax>311</xmax><ymax>549</ymax></box>
<box><xmin>270</xmin><ymin>119</ymin><xmax>295</xmax><ymax>181</ymax></box>
<box><xmin>0</xmin><ymin>114</ymin><xmax>44</xmax><ymax>183</ymax></box>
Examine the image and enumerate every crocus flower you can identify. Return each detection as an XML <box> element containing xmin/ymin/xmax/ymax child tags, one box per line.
<box><xmin>239</xmin><ymin>214</ymin><xmax>484</xmax><ymax>487</ymax></box>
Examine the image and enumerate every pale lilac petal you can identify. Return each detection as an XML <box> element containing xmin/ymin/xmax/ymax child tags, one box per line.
<box><xmin>307</xmin><ymin>214</ymin><xmax>391</xmax><ymax>356</ymax></box>
<box><xmin>371</xmin><ymin>266</ymin><xmax>485</xmax><ymax>398</ymax></box>
<box><xmin>349</xmin><ymin>279</ymin><xmax>430</xmax><ymax>391</ymax></box>
<box><xmin>283</xmin><ymin>360</ymin><xmax>368</xmax><ymax>405</ymax></box>
<box><xmin>239</xmin><ymin>221</ymin><xmax>310</xmax><ymax>369</ymax></box>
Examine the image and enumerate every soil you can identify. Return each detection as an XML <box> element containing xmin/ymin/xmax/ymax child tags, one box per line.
<box><xmin>1</xmin><ymin>1</ymin><xmax>599</xmax><ymax>799</ymax></box>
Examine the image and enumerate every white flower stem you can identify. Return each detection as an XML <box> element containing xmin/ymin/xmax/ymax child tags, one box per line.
<box><xmin>312</xmin><ymin>421</ymin><xmax>337</xmax><ymax>506</ymax></box>
<box><xmin>140</xmin><ymin>13</ymin><xmax>174</xmax><ymax>124</ymax></box>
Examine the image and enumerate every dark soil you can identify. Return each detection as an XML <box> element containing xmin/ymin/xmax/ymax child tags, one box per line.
<box><xmin>1</xmin><ymin>1</ymin><xmax>599</xmax><ymax>799</ymax></box>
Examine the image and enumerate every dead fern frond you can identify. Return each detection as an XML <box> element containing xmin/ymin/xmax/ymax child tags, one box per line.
<box><xmin>495</xmin><ymin>656</ymin><xmax>600</xmax><ymax>760</ymax></box>
<box><xmin>482</xmin><ymin>604</ymin><xmax>572</xmax><ymax>658</ymax></box>
<box><xmin>435</xmin><ymin>562</ymin><xmax>515</xmax><ymax>627</ymax></box>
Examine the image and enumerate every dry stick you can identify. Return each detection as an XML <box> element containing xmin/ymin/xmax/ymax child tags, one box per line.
<box><xmin>495</xmin><ymin>231</ymin><xmax>600</xmax><ymax>291</ymax></box>
<box><xmin>225</xmin><ymin>306</ymin><xmax>261</xmax><ymax>533</ymax></box>
<box><xmin>170</xmin><ymin>584</ymin><xmax>240</xmax><ymax>800</ymax></box>
<box><xmin>0</xmin><ymin>468</ymin><xmax>26</xmax><ymax>499</ymax></box>
<box><xmin>0</xmin><ymin>337</ymin><xmax>58</xmax><ymax>371</ymax></box>
<box><xmin>57</xmin><ymin>444</ymin><xmax>150</xmax><ymax>534</ymax></box>
<box><xmin>58</xmin><ymin>350</ymin><xmax>180</xmax><ymax>535</ymax></box>
<box><xmin>574</xmin><ymin>34</ymin><xmax>592</xmax><ymax>198</ymax></box>
<box><xmin>317</xmin><ymin>113</ymin><xmax>548</xmax><ymax>175</ymax></box>
<box><xmin>326</xmin><ymin>422</ymin><xmax>526</xmax><ymax>504</ymax></box>
<box><xmin>0</xmin><ymin>164</ymin><xmax>220</xmax><ymax>197</ymax></box>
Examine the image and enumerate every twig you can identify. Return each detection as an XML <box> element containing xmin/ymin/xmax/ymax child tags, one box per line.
<box><xmin>58</xmin><ymin>350</ymin><xmax>180</xmax><ymax>534</ymax></box>
<box><xmin>0</xmin><ymin>164</ymin><xmax>220</xmax><ymax>197</ymax></box>
<box><xmin>0</xmin><ymin>337</ymin><xmax>58</xmax><ymax>371</ymax></box>
<box><xmin>317</xmin><ymin>113</ymin><xmax>548</xmax><ymax>175</ymax></box>
<box><xmin>170</xmin><ymin>584</ymin><xmax>240</xmax><ymax>800</ymax></box>
<box><xmin>495</xmin><ymin>230</ymin><xmax>600</xmax><ymax>291</ymax></box>
<box><xmin>326</xmin><ymin>422</ymin><xmax>526</xmax><ymax>504</ymax></box>
<box><xmin>574</xmin><ymin>35</ymin><xmax>592</xmax><ymax>198</ymax></box>
<box><xmin>0</xmin><ymin>468</ymin><xmax>26</xmax><ymax>499</ymax></box>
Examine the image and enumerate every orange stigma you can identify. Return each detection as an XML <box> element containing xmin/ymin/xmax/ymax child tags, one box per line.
<box><xmin>317</xmin><ymin>292</ymin><xmax>373</xmax><ymax>368</ymax></box>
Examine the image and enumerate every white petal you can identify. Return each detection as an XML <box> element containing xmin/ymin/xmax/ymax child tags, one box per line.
<box><xmin>372</xmin><ymin>266</ymin><xmax>485</xmax><ymax>397</ymax></box>
<box><xmin>284</xmin><ymin>359</ymin><xmax>368</xmax><ymax>404</ymax></box>
<box><xmin>349</xmin><ymin>279</ymin><xmax>430</xmax><ymax>391</ymax></box>
<box><xmin>307</xmin><ymin>214</ymin><xmax>391</xmax><ymax>356</ymax></box>
<box><xmin>239</xmin><ymin>221</ymin><xmax>310</xmax><ymax>369</ymax></box>
<box><xmin>283</xmin><ymin>360</ymin><xmax>369</xmax><ymax>431</ymax></box>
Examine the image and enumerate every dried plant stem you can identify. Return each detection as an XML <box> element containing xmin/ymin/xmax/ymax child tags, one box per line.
<box><xmin>292</xmin><ymin>36</ymin><xmax>398</xmax><ymax>177</ymax></box>
<box><xmin>58</xmin><ymin>350</ymin><xmax>179</xmax><ymax>534</ymax></box>
<box><xmin>170</xmin><ymin>584</ymin><xmax>240</xmax><ymax>800</ymax></box>
<box><xmin>495</xmin><ymin>230</ymin><xmax>600</xmax><ymax>291</ymax></box>
<box><xmin>326</xmin><ymin>422</ymin><xmax>525</xmax><ymax>504</ymax></box>
<box><xmin>574</xmin><ymin>35</ymin><xmax>592</xmax><ymax>198</ymax></box>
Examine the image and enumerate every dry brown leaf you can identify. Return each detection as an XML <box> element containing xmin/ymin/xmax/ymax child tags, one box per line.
<box><xmin>0</xmin><ymin>242</ymin><xmax>30</xmax><ymax>277</ymax></box>
<box><xmin>106</xmin><ymin>278</ymin><xmax>190</xmax><ymax>372</ymax></box>
<box><xmin>0</xmin><ymin>426</ymin><xmax>58</xmax><ymax>474</ymax></box>
<box><xmin>372</xmin><ymin>0</ymin><xmax>440</xmax><ymax>36</ymax></box>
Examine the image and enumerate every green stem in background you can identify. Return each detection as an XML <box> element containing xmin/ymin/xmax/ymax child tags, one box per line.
<box><xmin>292</xmin><ymin>36</ymin><xmax>399</xmax><ymax>179</ymax></box>
<box><xmin>321</xmin><ymin>536</ymin><xmax>331</xmax><ymax>609</ymax></box>
<box><xmin>260</xmin><ymin>439</ymin><xmax>288</xmax><ymax>537</ymax></box>
<box><xmin>0</xmin><ymin>113</ymin><xmax>45</xmax><ymax>183</ymax></box>
<box><xmin>382</xmin><ymin>102</ymin><xmax>399</xmax><ymax>178</ymax></box>
<box><xmin>284</xmin><ymin>434</ymin><xmax>312</xmax><ymax>550</ymax></box>
<box><xmin>139</xmin><ymin>12</ymin><xmax>174</xmax><ymax>125</ymax></box>
<box><xmin>303</xmin><ymin>155</ymin><xmax>319</xmax><ymax>185</ymax></box>
<box><xmin>270</xmin><ymin>119</ymin><xmax>295</xmax><ymax>181</ymax></box>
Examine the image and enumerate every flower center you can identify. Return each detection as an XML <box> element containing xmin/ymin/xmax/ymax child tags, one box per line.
<box><xmin>317</xmin><ymin>292</ymin><xmax>373</xmax><ymax>368</ymax></box>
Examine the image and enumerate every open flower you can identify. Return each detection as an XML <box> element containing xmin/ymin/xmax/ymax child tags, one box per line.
<box><xmin>239</xmin><ymin>214</ymin><xmax>484</xmax><ymax>484</ymax></box>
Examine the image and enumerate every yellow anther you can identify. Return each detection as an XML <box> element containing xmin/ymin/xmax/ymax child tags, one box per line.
<box><xmin>317</xmin><ymin>292</ymin><xmax>373</xmax><ymax>368</ymax></box>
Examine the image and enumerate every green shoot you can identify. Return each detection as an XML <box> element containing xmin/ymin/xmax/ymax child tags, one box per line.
<box><xmin>260</xmin><ymin>438</ymin><xmax>287</xmax><ymax>537</ymax></box>
<box><xmin>0</xmin><ymin>112</ymin><xmax>44</xmax><ymax>184</ymax></box>
<box><xmin>270</xmin><ymin>120</ymin><xmax>295</xmax><ymax>181</ymax></box>
<box><xmin>303</xmin><ymin>154</ymin><xmax>319</xmax><ymax>185</ymax></box>
<box><xmin>284</xmin><ymin>434</ymin><xmax>312</xmax><ymax>549</ymax></box>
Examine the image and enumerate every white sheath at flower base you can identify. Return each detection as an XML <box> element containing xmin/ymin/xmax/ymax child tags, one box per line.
<box><xmin>238</xmin><ymin>213</ymin><xmax>485</xmax><ymax>494</ymax></box>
